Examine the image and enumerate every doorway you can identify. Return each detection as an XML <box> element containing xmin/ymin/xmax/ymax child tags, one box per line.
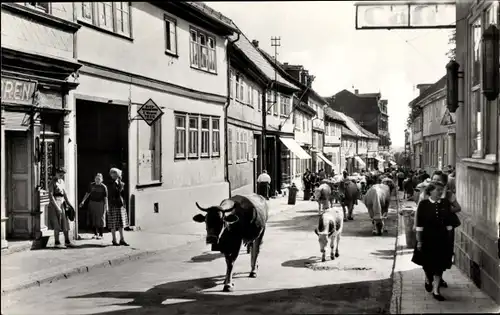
<box><xmin>5</xmin><ymin>131</ymin><xmax>31</xmax><ymax>239</ymax></box>
<box><xmin>76</xmin><ymin>100</ymin><xmax>129</xmax><ymax>232</ymax></box>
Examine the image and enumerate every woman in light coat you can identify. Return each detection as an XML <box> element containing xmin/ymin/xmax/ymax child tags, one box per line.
<box><xmin>47</xmin><ymin>167</ymin><xmax>75</xmax><ymax>248</ymax></box>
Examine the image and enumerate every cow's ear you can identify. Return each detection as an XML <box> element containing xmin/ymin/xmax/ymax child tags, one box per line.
<box><xmin>314</xmin><ymin>228</ymin><xmax>319</xmax><ymax>236</ymax></box>
<box><xmin>224</xmin><ymin>214</ymin><xmax>239</xmax><ymax>224</ymax></box>
<box><xmin>193</xmin><ymin>214</ymin><xmax>206</xmax><ymax>223</ymax></box>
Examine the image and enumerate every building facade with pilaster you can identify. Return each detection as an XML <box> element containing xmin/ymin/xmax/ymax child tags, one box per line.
<box><xmin>1</xmin><ymin>2</ymin><xmax>81</xmax><ymax>248</ymax></box>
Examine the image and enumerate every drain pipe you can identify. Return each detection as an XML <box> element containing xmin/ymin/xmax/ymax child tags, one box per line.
<box><xmin>224</xmin><ymin>32</ymin><xmax>240</xmax><ymax>198</ymax></box>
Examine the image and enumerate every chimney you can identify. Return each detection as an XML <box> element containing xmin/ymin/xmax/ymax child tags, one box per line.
<box><xmin>283</xmin><ymin>62</ymin><xmax>289</xmax><ymax>66</ymax></box>
<box><xmin>354</xmin><ymin>89</ymin><xmax>359</xmax><ymax>95</ymax></box>
<box><xmin>251</xmin><ymin>40</ymin><xmax>259</xmax><ymax>48</ymax></box>
<box><xmin>416</xmin><ymin>83</ymin><xmax>433</xmax><ymax>95</ymax></box>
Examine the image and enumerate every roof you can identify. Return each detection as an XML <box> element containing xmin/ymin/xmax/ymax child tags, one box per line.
<box><xmin>342</xmin><ymin>126</ymin><xmax>357</xmax><ymax>137</ymax></box>
<box><xmin>324</xmin><ymin>107</ymin><xmax>345</xmax><ymax>123</ymax></box>
<box><xmin>337</xmin><ymin>112</ymin><xmax>367</xmax><ymax>137</ymax></box>
<box><xmin>229</xmin><ymin>29</ymin><xmax>299</xmax><ymax>90</ymax></box>
<box><xmin>258</xmin><ymin>48</ymin><xmax>325</xmax><ymax>104</ymax></box>
<box><xmin>359</xmin><ymin>126</ymin><xmax>379</xmax><ymax>140</ymax></box>
<box><xmin>409</xmin><ymin>75</ymin><xmax>446</xmax><ymax>107</ymax></box>
<box><xmin>186</xmin><ymin>2</ymin><xmax>238</xmax><ymax>33</ymax></box>
<box><xmin>358</xmin><ymin>92</ymin><xmax>381</xmax><ymax>99</ymax></box>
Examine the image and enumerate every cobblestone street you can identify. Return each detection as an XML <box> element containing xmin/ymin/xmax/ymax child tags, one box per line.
<box><xmin>2</xmin><ymin>199</ymin><xmax>399</xmax><ymax>315</ymax></box>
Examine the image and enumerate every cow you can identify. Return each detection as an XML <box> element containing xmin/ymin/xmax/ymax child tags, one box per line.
<box><xmin>364</xmin><ymin>178</ymin><xmax>395</xmax><ymax>235</ymax></box>
<box><xmin>338</xmin><ymin>179</ymin><xmax>360</xmax><ymax>221</ymax></box>
<box><xmin>314</xmin><ymin>183</ymin><xmax>334</xmax><ymax>214</ymax></box>
<box><xmin>314</xmin><ymin>208</ymin><xmax>344</xmax><ymax>262</ymax></box>
<box><xmin>193</xmin><ymin>194</ymin><xmax>268</xmax><ymax>292</ymax></box>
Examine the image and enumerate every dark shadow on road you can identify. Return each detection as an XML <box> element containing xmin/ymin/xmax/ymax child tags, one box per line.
<box><xmin>189</xmin><ymin>252</ymin><xmax>225</xmax><ymax>263</ymax></box>
<box><xmin>68</xmin><ymin>244</ymin><xmax>111</xmax><ymax>249</ymax></box>
<box><xmin>67</xmin><ymin>275</ymin><xmax>393</xmax><ymax>315</ymax></box>
<box><xmin>281</xmin><ymin>256</ymin><xmax>320</xmax><ymax>268</ymax></box>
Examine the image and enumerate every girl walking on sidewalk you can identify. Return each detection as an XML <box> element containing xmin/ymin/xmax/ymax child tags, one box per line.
<box><xmin>79</xmin><ymin>173</ymin><xmax>108</xmax><ymax>239</ymax></box>
<box><xmin>412</xmin><ymin>181</ymin><xmax>454</xmax><ymax>301</ymax></box>
<box><xmin>106</xmin><ymin>168</ymin><xmax>129</xmax><ymax>246</ymax></box>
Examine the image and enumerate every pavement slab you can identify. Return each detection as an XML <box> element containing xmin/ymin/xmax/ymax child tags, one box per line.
<box><xmin>390</xmin><ymin>193</ymin><xmax>500</xmax><ymax>314</ymax></box>
<box><xmin>1</xmin><ymin>197</ymin><xmax>399</xmax><ymax>315</ymax></box>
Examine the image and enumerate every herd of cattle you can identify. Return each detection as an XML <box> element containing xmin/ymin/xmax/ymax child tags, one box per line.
<box><xmin>192</xmin><ymin>171</ymin><xmax>398</xmax><ymax>292</ymax></box>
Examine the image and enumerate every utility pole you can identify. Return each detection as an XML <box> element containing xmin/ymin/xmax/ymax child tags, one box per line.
<box><xmin>270</xmin><ymin>36</ymin><xmax>281</xmax><ymax>116</ymax></box>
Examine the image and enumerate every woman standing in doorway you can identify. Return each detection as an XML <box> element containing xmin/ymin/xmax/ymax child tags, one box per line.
<box><xmin>48</xmin><ymin>167</ymin><xmax>75</xmax><ymax>248</ymax></box>
<box><xmin>79</xmin><ymin>173</ymin><xmax>108</xmax><ymax>239</ymax></box>
<box><xmin>106</xmin><ymin>168</ymin><xmax>129</xmax><ymax>246</ymax></box>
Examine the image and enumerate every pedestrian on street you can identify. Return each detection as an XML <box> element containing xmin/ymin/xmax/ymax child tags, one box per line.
<box><xmin>397</xmin><ymin>169</ymin><xmax>405</xmax><ymax>191</ymax></box>
<box><xmin>47</xmin><ymin>167</ymin><xmax>75</xmax><ymax>248</ymax></box>
<box><xmin>412</xmin><ymin>181</ymin><xmax>455</xmax><ymax>301</ymax></box>
<box><xmin>79</xmin><ymin>173</ymin><xmax>108</xmax><ymax>240</ymax></box>
<box><xmin>106</xmin><ymin>168</ymin><xmax>129</xmax><ymax>246</ymax></box>
<box><xmin>257</xmin><ymin>170</ymin><xmax>271</xmax><ymax>200</ymax></box>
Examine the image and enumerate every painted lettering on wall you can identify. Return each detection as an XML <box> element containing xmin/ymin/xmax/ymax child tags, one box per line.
<box><xmin>1</xmin><ymin>77</ymin><xmax>37</xmax><ymax>105</ymax></box>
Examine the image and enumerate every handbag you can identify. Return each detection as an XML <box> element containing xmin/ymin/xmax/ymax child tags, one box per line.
<box><xmin>64</xmin><ymin>202</ymin><xmax>76</xmax><ymax>222</ymax></box>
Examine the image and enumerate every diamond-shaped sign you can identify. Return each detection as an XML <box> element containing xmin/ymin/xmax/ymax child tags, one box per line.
<box><xmin>137</xmin><ymin>99</ymin><xmax>164</xmax><ymax>126</ymax></box>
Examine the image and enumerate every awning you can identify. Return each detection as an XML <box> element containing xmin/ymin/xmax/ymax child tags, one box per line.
<box><xmin>354</xmin><ymin>155</ymin><xmax>366</xmax><ymax>168</ymax></box>
<box><xmin>375</xmin><ymin>155</ymin><xmax>385</xmax><ymax>163</ymax></box>
<box><xmin>280</xmin><ymin>137</ymin><xmax>311</xmax><ymax>159</ymax></box>
<box><xmin>3</xmin><ymin>111</ymin><xmax>31</xmax><ymax>131</ymax></box>
<box><xmin>316</xmin><ymin>152</ymin><xmax>333</xmax><ymax>167</ymax></box>
<box><xmin>389</xmin><ymin>160</ymin><xmax>397</xmax><ymax>166</ymax></box>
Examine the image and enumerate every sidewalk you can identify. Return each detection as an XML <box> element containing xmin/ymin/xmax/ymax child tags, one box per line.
<box><xmin>390</xmin><ymin>196</ymin><xmax>500</xmax><ymax>314</ymax></box>
<box><xmin>1</xmin><ymin>193</ymin><xmax>309</xmax><ymax>296</ymax></box>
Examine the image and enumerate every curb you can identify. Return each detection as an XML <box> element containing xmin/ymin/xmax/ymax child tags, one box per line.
<box><xmin>389</xmin><ymin>194</ymin><xmax>406</xmax><ymax>314</ymax></box>
<box><xmin>1</xmin><ymin>236</ymin><xmax>202</xmax><ymax>297</ymax></box>
<box><xmin>1</xmin><ymin>198</ymin><xmax>296</xmax><ymax>296</ymax></box>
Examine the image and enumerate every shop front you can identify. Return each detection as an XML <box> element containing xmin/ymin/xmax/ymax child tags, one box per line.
<box><xmin>279</xmin><ymin>136</ymin><xmax>311</xmax><ymax>190</ymax></box>
<box><xmin>1</xmin><ymin>49</ymin><xmax>80</xmax><ymax>247</ymax></box>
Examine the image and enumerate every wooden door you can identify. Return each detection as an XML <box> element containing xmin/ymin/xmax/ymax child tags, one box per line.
<box><xmin>6</xmin><ymin>132</ymin><xmax>32</xmax><ymax>239</ymax></box>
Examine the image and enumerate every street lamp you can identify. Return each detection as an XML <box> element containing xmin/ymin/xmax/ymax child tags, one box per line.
<box><xmin>481</xmin><ymin>24</ymin><xmax>499</xmax><ymax>101</ymax></box>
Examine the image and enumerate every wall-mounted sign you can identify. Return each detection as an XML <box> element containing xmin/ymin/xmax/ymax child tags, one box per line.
<box><xmin>137</xmin><ymin>98</ymin><xmax>164</xmax><ymax>126</ymax></box>
<box><xmin>355</xmin><ymin>1</ymin><xmax>456</xmax><ymax>30</ymax></box>
<box><xmin>1</xmin><ymin>77</ymin><xmax>37</xmax><ymax>105</ymax></box>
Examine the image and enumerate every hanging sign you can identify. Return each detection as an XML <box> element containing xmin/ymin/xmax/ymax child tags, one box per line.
<box><xmin>137</xmin><ymin>98</ymin><xmax>164</xmax><ymax>126</ymax></box>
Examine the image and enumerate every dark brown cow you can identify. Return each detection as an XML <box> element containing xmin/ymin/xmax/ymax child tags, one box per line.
<box><xmin>193</xmin><ymin>194</ymin><xmax>268</xmax><ymax>292</ymax></box>
<box><xmin>338</xmin><ymin>179</ymin><xmax>359</xmax><ymax>221</ymax></box>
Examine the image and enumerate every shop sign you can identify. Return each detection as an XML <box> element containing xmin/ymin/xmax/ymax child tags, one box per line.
<box><xmin>137</xmin><ymin>98</ymin><xmax>164</xmax><ymax>126</ymax></box>
<box><xmin>1</xmin><ymin>77</ymin><xmax>37</xmax><ymax>105</ymax></box>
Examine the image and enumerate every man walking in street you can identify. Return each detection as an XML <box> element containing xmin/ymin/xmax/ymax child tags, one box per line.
<box><xmin>257</xmin><ymin>170</ymin><xmax>271</xmax><ymax>200</ymax></box>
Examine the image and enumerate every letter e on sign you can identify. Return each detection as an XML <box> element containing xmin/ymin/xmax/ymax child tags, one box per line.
<box><xmin>137</xmin><ymin>99</ymin><xmax>164</xmax><ymax>126</ymax></box>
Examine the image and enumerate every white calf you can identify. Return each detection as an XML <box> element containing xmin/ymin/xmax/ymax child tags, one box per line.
<box><xmin>314</xmin><ymin>209</ymin><xmax>344</xmax><ymax>262</ymax></box>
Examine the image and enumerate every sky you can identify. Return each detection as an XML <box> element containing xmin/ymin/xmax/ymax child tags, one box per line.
<box><xmin>207</xmin><ymin>1</ymin><xmax>454</xmax><ymax>148</ymax></box>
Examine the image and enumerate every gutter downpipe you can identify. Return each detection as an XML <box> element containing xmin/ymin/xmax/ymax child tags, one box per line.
<box><xmin>224</xmin><ymin>32</ymin><xmax>240</xmax><ymax>198</ymax></box>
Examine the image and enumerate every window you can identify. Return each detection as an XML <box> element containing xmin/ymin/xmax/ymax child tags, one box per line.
<box><xmin>267</xmin><ymin>91</ymin><xmax>273</xmax><ymax>114</ymax></box>
<box><xmin>248</xmin><ymin>85</ymin><xmax>252</xmax><ymax>105</ymax></box>
<box><xmin>229</xmin><ymin>71</ymin><xmax>234</xmax><ymax>98</ymax></box>
<box><xmin>280</xmin><ymin>96</ymin><xmax>290</xmax><ymax>117</ymax></box>
<box><xmin>175</xmin><ymin>115</ymin><xmax>186</xmax><ymax>158</ymax></box>
<box><xmin>188</xmin><ymin>116</ymin><xmax>199</xmax><ymax>157</ymax></box>
<box><xmin>236</xmin><ymin>130</ymin><xmax>242</xmax><ymax>162</ymax></box>
<box><xmin>26</xmin><ymin>2</ymin><xmax>49</xmax><ymax>12</ymax></box>
<box><xmin>273</xmin><ymin>94</ymin><xmax>279</xmax><ymax>116</ymax></box>
<box><xmin>235</xmin><ymin>75</ymin><xmax>242</xmax><ymax>101</ymax></box>
<box><xmin>201</xmin><ymin>117</ymin><xmax>210</xmax><ymax>157</ymax></box>
<box><xmin>190</xmin><ymin>28</ymin><xmax>216</xmax><ymax>73</ymax></box>
<box><xmin>175</xmin><ymin>114</ymin><xmax>220</xmax><ymax>160</ymax></box>
<box><xmin>212</xmin><ymin>118</ymin><xmax>220</xmax><ymax>157</ymax></box>
<box><xmin>257</xmin><ymin>91</ymin><xmax>262</xmax><ymax>111</ymax></box>
<box><xmin>77</xmin><ymin>2</ymin><xmax>131</xmax><ymax>36</ymax></box>
<box><xmin>138</xmin><ymin>118</ymin><xmax>161</xmax><ymax>184</ymax></box>
<box><xmin>164</xmin><ymin>15</ymin><xmax>177</xmax><ymax>55</ymax></box>
<box><xmin>228</xmin><ymin>128</ymin><xmax>233</xmax><ymax>164</ymax></box>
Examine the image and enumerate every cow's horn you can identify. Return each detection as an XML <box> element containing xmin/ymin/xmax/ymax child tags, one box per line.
<box><xmin>195</xmin><ymin>202</ymin><xmax>209</xmax><ymax>212</ymax></box>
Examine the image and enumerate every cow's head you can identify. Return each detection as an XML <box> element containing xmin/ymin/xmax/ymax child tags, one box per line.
<box><xmin>314</xmin><ymin>227</ymin><xmax>333</xmax><ymax>253</ymax></box>
<box><xmin>193</xmin><ymin>199</ymin><xmax>238</xmax><ymax>246</ymax></box>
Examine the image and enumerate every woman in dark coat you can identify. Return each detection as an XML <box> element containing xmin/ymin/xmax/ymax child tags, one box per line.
<box><xmin>106</xmin><ymin>168</ymin><xmax>129</xmax><ymax>246</ymax></box>
<box><xmin>79</xmin><ymin>173</ymin><xmax>108</xmax><ymax>239</ymax></box>
<box><xmin>412</xmin><ymin>181</ymin><xmax>454</xmax><ymax>301</ymax></box>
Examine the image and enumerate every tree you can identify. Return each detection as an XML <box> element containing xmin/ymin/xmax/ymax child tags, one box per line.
<box><xmin>446</xmin><ymin>29</ymin><xmax>456</xmax><ymax>60</ymax></box>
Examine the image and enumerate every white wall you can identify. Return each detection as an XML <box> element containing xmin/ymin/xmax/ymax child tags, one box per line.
<box><xmin>75</xmin><ymin>2</ymin><xmax>228</xmax><ymax>97</ymax></box>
